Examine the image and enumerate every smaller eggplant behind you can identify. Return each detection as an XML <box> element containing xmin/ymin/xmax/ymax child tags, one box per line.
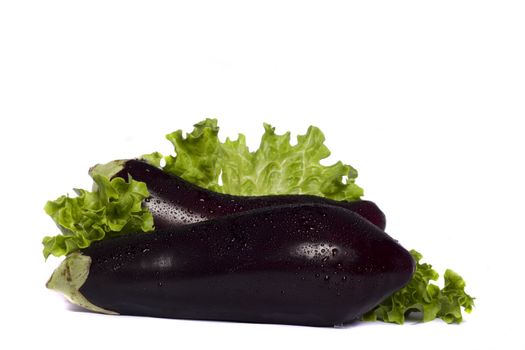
<box><xmin>47</xmin><ymin>204</ymin><xmax>414</xmax><ymax>327</ymax></box>
<box><xmin>91</xmin><ymin>159</ymin><xmax>387</xmax><ymax>230</ymax></box>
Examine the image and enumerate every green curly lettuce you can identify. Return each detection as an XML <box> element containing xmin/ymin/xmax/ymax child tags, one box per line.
<box><xmin>160</xmin><ymin>118</ymin><xmax>363</xmax><ymax>200</ymax></box>
<box><xmin>362</xmin><ymin>250</ymin><xmax>475</xmax><ymax>324</ymax></box>
<box><xmin>42</xmin><ymin>174</ymin><xmax>154</xmax><ymax>258</ymax></box>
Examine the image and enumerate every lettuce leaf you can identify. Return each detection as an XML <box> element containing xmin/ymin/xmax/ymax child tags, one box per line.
<box><xmin>162</xmin><ymin>119</ymin><xmax>363</xmax><ymax>200</ymax></box>
<box><xmin>362</xmin><ymin>250</ymin><xmax>475</xmax><ymax>324</ymax></box>
<box><xmin>42</xmin><ymin>174</ymin><xmax>154</xmax><ymax>258</ymax></box>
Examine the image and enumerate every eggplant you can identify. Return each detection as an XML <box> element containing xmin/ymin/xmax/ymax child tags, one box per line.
<box><xmin>47</xmin><ymin>204</ymin><xmax>414</xmax><ymax>327</ymax></box>
<box><xmin>91</xmin><ymin>159</ymin><xmax>386</xmax><ymax>230</ymax></box>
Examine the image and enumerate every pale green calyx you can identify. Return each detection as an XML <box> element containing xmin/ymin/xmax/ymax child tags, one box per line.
<box><xmin>46</xmin><ymin>252</ymin><xmax>118</xmax><ymax>315</ymax></box>
<box><xmin>88</xmin><ymin>159</ymin><xmax>126</xmax><ymax>181</ymax></box>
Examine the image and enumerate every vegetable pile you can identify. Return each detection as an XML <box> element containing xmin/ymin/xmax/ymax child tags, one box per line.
<box><xmin>43</xmin><ymin>119</ymin><xmax>474</xmax><ymax>326</ymax></box>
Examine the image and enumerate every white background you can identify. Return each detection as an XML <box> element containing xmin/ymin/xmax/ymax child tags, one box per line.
<box><xmin>1</xmin><ymin>1</ymin><xmax>524</xmax><ymax>349</ymax></box>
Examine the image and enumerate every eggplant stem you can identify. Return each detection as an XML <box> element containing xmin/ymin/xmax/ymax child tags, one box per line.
<box><xmin>46</xmin><ymin>252</ymin><xmax>118</xmax><ymax>315</ymax></box>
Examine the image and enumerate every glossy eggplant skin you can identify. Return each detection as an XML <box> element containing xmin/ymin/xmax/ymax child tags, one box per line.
<box><xmin>79</xmin><ymin>204</ymin><xmax>414</xmax><ymax>327</ymax></box>
<box><xmin>112</xmin><ymin>159</ymin><xmax>386</xmax><ymax>230</ymax></box>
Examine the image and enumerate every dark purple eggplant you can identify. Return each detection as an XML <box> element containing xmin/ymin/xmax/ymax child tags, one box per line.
<box><xmin>47</xmin><ymin>204</ymin><xmax>414</xmax><ymax>327</ymax></box>
<box><xmin>91</xmin><ymin>159</ymin><xmax>386</xmax><ymax>230</ymax></box>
